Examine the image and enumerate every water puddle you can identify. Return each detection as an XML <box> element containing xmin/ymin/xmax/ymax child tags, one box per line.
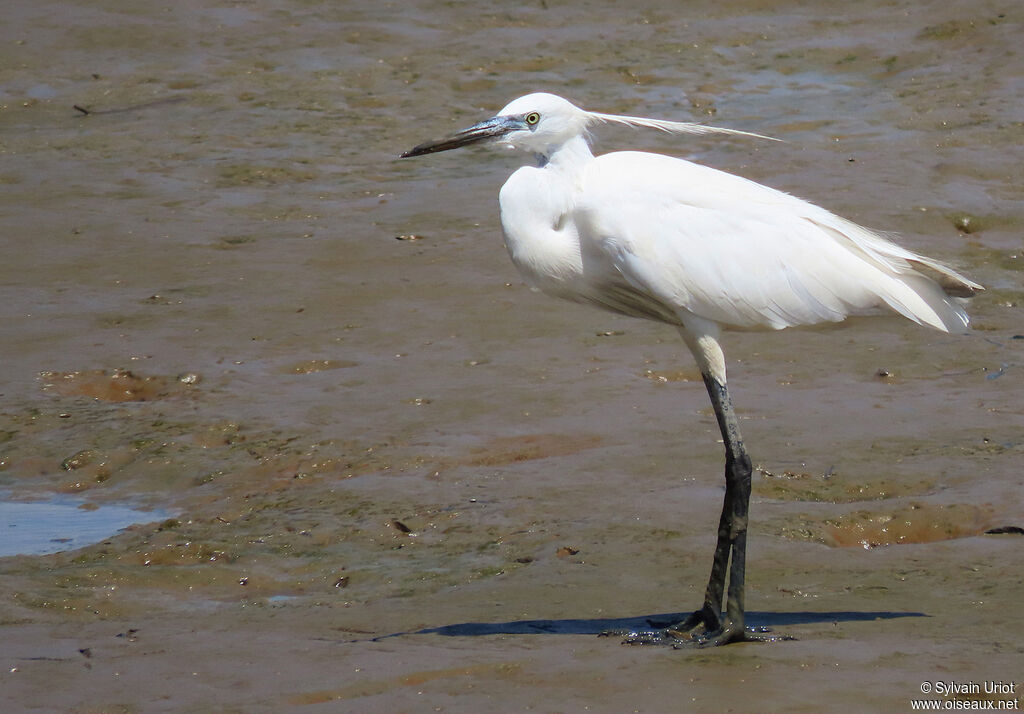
<box><xmin>0</xmin><ymin>494</ymin><xmax>168</xmax><ymax>557</ymax></box>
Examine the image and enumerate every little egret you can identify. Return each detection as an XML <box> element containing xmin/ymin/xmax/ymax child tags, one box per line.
<box><xmin>400</xmin><ymin>93</ymin><xmax>981</xmax><ymax>646</ymax></box>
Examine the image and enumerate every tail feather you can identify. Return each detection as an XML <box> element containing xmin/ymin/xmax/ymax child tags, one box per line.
<box><xmin>880</xmin><ymin>273</ymin><xmax>972</xmax><ymax>334</ymax></box>
<box><xmin>905</xmin><ymin>256</ymin><xmax>983</xmax><ymax>298</ymax></box>
<box><xmin>809</xmin><ymin>214</ymin><xmax>982</xmax><ymax>334</ymax></box>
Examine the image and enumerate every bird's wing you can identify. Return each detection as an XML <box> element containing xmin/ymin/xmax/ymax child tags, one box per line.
<box><xmin>575</xmin><ymin>151</ymin><xmax>974</xmax><ymax>332</ymax></box>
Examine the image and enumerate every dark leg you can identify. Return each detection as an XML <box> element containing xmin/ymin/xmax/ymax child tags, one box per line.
<box><xmin>607</xmin><ymin>328</ymin><xmax>792</xmax><ymax>647</ymax></box>
<box><xmin>669</xmin><ymin>374</ymin><xmax>752</xmax><ymax>644</ymax></box>
<box><xmin>668</xmin><ymin>462</ymin><xmax>732</xmax><ymax>635</ymax></box>
<box><xmin>617</xmin><ymin>373</ymin><xmax>782</xmax><ymax>646</ymax></box>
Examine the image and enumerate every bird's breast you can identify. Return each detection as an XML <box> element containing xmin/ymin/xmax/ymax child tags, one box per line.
<box><xmin>498</xmin><ymin>167</ymin><xmax>586</xmax><ymax>298</ymax></box>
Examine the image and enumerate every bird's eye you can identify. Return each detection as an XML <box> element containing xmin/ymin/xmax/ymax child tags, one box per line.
<box><xmin>525</xmin><ymin>112</ymin><xmax>540</xmax><ymax>126</ymax></box>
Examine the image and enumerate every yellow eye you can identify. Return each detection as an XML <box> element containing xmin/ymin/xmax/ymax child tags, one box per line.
<box><xmin>525</xmin><ymin>112</ymin><xmax>540</xmax><ymax>126</ymax></box>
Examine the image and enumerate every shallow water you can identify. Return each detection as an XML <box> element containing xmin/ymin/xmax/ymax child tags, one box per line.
<box><xmin>1</xmin><ymin>0</ymin><xmax>1022</xmax><ymax>711</ymax></box>
<box><xmin>0</xmin><ymin>495</ymin><xmax>168</xmax><ymax>556</ymax></box>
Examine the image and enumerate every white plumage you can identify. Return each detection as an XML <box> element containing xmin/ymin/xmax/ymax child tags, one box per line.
<box><xmin>401</xmin><ymin>92</ymin><xmax>981</xmax><ymax>646</ymax></box>
<box><xmin>493</xmin><ymin>94</ymin><xmax>980</xmax><ymax>339</ymax></box>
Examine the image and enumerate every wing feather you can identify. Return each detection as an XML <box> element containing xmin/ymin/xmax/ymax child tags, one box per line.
<box><xmin>575</xmin><ymin>151</ymin><xmax>976</xmax><ymax>333</ymax></box>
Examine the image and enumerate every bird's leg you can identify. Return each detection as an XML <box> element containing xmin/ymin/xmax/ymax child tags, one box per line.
<box><xmin>714</xmin><ymin>372</ymin><xmax>753</xmax><ymax>643</ymax></box>
<box><xmin>662</xmin><ymin>373</ymin><xmax>752</xmax><ymax>645</ymax></box>
<box><xmin>614</xmin><ymin>328</ymin><xmax>791</xmax><ymax>647</ymax></box>
<box><xmin>669</xmin><ymin>464</ymin><xmax>732</xmax><ymax>635</ymax></box>
<box><xmin>617</xmin><ymin>372</ymin><xmax>754</xmax><ymax>646</ymax></box>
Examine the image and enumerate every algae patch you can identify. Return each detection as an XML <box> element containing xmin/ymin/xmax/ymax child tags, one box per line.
<box><xmin>781</xmin><ymin>503</ymin><xmax>993</xmax><ymax>548</ymax></box>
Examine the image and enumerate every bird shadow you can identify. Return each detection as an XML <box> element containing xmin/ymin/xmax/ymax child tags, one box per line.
<box><xmin>362</xmin><ymin>610</ymin><xmax>926</xmax><ymax>642</ymax></box>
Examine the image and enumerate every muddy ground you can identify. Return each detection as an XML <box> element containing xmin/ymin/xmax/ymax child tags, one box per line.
<box><xmin>1</xmin><ymin>0</ymin><xmax>1022</xmax><ymax>711</ymax></box>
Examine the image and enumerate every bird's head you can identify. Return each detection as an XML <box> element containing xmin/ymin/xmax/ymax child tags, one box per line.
<box><xmin>400</xmin><ymin>92</ymin><xmax>778</xmax><ymax>160</ymax></box>
<box><xmin>400</xmin><ymin>93</ymin><xmax>590</xmax><ymax>160</ymax></box>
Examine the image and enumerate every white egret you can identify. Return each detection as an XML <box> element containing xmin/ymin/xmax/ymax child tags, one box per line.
<box><xmin>400</xmin><ymin>93</ymin><xmax>982</xmax><ymax>646</ymax></box>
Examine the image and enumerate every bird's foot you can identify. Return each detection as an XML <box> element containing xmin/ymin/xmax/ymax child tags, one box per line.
<box><xmin>600</xmin><ymin>608</ymin><xmax>795</xmax><ymax>648</ymax></box>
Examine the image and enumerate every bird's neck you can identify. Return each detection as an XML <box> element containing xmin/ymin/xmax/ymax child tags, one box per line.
<box><xmin>534</xmin><ymin>135</ymin><xmax>594</xmax><ymax>172</ymax></box>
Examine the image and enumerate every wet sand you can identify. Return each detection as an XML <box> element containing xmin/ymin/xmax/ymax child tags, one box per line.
<box><xmin>1</xmin><ymin>0</ymin><xmax>1022</xmax><ymax>711</ymax></box>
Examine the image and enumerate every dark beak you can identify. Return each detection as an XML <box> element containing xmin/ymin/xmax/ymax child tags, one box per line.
<box><xmin>400</xmin><ymin>115</ymin><xmax>519</xmax><ymax>158</ymax></box>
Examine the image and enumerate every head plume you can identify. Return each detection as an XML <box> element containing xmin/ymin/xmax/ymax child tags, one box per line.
<box><xmin>586</xmin><ymin>110</ymin><xmax>780</xmax><ymax>142</ymax></box>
